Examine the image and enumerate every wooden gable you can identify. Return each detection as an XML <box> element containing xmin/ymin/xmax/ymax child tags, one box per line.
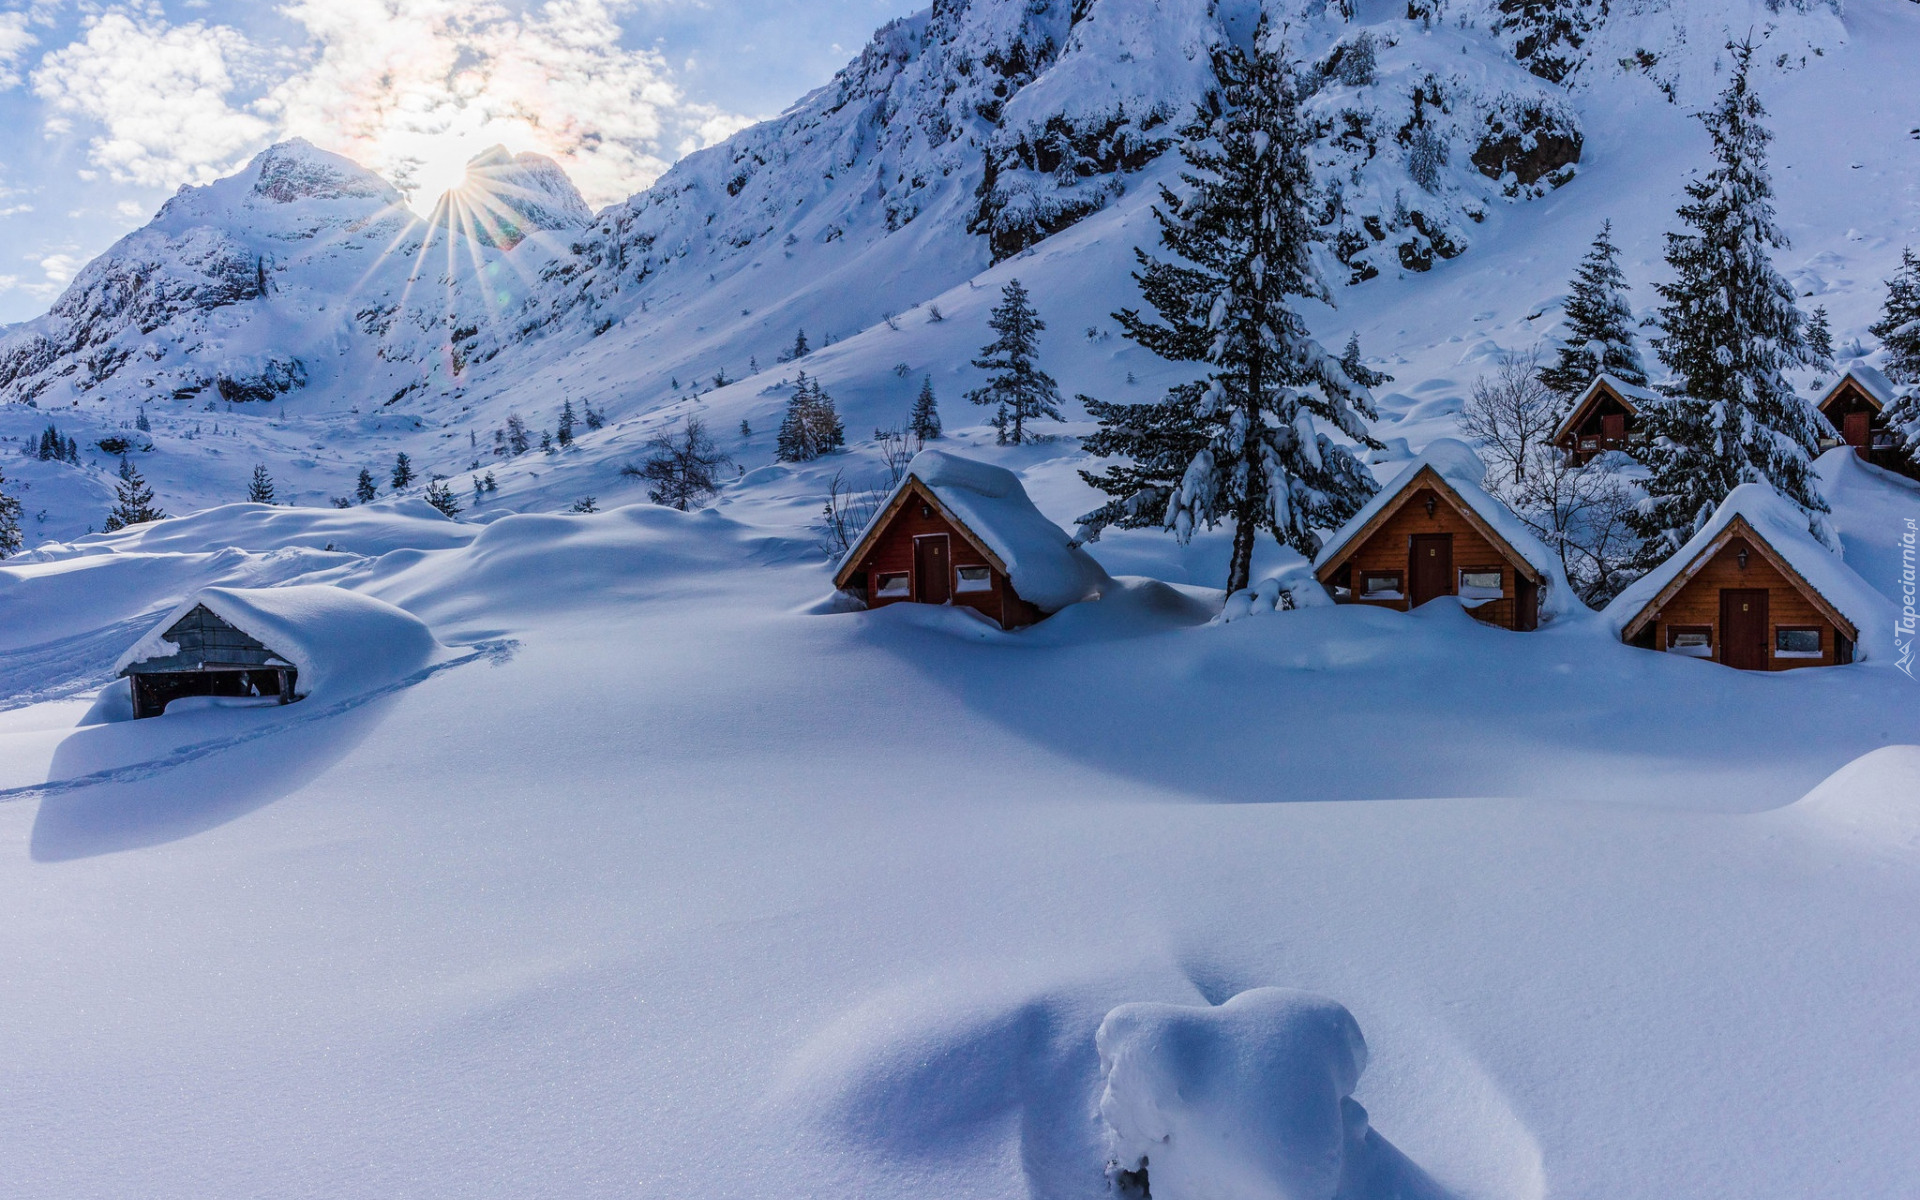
<box><xmin>1618</xmin><ymin>515</ymin><xmax>1859</xmax><ymax>646</ymax></box>
<box><xmin>1552</xmin><ymin>377</ymin><xmax>1643</xmax><ymax>447</ymax></box>
<box><xmin>1315</xmin><ymin>465</ymin><xmax>1544</xmax><ymax>586</ymax></box>
<box><xmin>831</xmin><ymin>476</ymin><xmax>1042</xmax><ymax>629</ymax></box>
<box><xmin>122</xmin><ymin>604</ymin><xmax>285</xmax><ymax>676</ymax></box>
<box><xmin>833</xmin><ymin>476</ymin><xmax>1008</xmax><ymax>591</ymax></box>
<box><xmin>1817</xmin><ymin>374</ymin><xmax>1885</xmax><ymax>419</ymax></box>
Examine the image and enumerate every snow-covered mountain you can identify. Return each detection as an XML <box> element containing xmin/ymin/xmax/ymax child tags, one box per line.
<box><xmin>0</xmin><ymin>0</ymin><xmax>1892</xmax><ymax>541</ymax></box>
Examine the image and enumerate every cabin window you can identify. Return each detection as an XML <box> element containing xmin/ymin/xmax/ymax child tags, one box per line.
<box><xmin>875</xmin><ymin>572</ymin><xmax>910</xmax><ymax>598</ymax></box>
<box><xmin>1359</xmin><ymin>570</ymin><xmax>1404</xmax><ymax>600</ymax></box>
<box><xmin>955</xmin><ymin>565</ymin><xmax>992</xmax><ymax>593</ymax></box>
<box><xmin>1458</xmin><ymin>569</ymin><xmax>1503</xmax><ymax>600</ymax></box>
<box><xmin>1667</xmin><ymin>626</ymin><xmax>1713</xmax><ymax>658</ymax></box>
<box><xmin>1774</xmin><ymin>627</ymin><xmax>1823</xmax><ymax>658</ymax></box>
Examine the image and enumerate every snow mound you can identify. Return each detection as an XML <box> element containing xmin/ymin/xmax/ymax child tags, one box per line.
<box><xmin>114</xmin><ymin>585</ymin><xmax>441</xmax><ymax>707</ymax></box>
<box><xmin>857</xmin><ymin>450</ymin><xmax>1111</xmax><ymax>613</ymax></box>
<box><xmin>1604</xmin><ymin>482</ymin><xmax>1893</xmax><ymax>660</ymax></box>
<box><xmin>1097</xmin><ymin>988</ymin><xmax>1441</xmax><ymax>1200</ymax></box>
<box><xmin>1786</xmin><ymin>745</ymin><xmax>1920</xmax><ymax>855</ymax></box>
<box><xmin>1415</xmin><ymin>437</ymin><xmax>1490</xmax><ymax>488</ymax></box>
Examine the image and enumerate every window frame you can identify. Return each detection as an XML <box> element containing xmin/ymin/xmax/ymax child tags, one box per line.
<box><xmin>1773</xmin><ymin>625</ymin><xmax>1824</xmax><ymax>659</ymax></box>
<box><xmin>1666</xmin><ymin>624</ymin><xmax>1713</xmax><ymax>658</ymax></box>
<box><xmin>1457</xmin><ymin>567</ymin><xmax>1505</xmax><ymax>600</ymax></box>
<box><xmin>1358</xmin><ymin>569</ymin><xmax>1404</xmax><ymax>601</ymax></box>
<box><xmin>873</xmin><ymin>571</ymin><xmax>911</xmax><ymax>599</ymax></box>
<box><xmin>954</xmin><ymin>564</ymin><xmax>993</xmax><ymax>594</ymax></box>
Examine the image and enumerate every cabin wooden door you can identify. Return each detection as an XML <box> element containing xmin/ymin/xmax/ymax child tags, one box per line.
<box><xmin>1720</xmin><ymin>588</ymin><xmax>1769</xmax><ymax>670</ymax></box>
<box><xmin>1843</xmin><ymin>411</ymin><xmax>1871</xmax><ymax>456</ymax></box>
<box><xmin>1601</xmin><ymin>412</ymin><xmax>1626</xmax><ymax>446</ymax></box>
<box><xmin>914</xmin><ymin>534</ymin><xmax>951</xmax><ymax>604</ymax></box>
<box><xmin>1409</xmin><ymin>534</ymin><xmax>1453</xmax><ymax>608</ymax></box>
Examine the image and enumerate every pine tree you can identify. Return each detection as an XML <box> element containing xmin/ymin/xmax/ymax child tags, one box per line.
<box><xmin>1872</xmin><ymin>247</ymin><xmax>1920</xmax><ymax>458</ymax></box>
<box><xmin>1805</xmin><ymin>305</ymin><xmax>1835</xmax><ymax>366</ymax></box>
<box><xmin>136</xmin><ymin>407</ymin><xmax>151</xmax><ymax>433</ymax></box>
<box><xmin>557</xmin><ymin>400</ymin><xmax>577</xmax><ymax>447</ymax></box>
<box><xmin>788</xmin><ymin>329</ymin><xmax>810</xmax><ymax>361</ymax></box>
<box><xmin>505</xmin><ymin>413</ymin><xmax>530</xmax><ymax>455</ymax></box>
<box><xmin>247</xmin><ymin>464</ymin><xmax>276</xmax><ymax>505</ymax></box>
<box><xmin>909</xmin><ymin>376</ymin><xmax>943</xmax><ymax>440</ymax></box>
<box><xmin>103</xmin><ymin>456</ymin><xmax>163</xmax><ymax>532</ymax></box>
<box><xmin>584</xmin><ymin>403</ymin><xmax>606</xmax><ymax>431</ymax></box>
<box><xmin>0</xmin><ymin>466</ymin><xmax>23</xmax><ymax>559</ymax></box>
<box><xmin>1538</xmin><ymin>221</ymin><xmax>1650</xmax><ymax>397</ymax></box>
<box><xmin>775</xmin><ymin>372</ymin><xmax>846</xmax><ymax>462</ymax></box>
<box><xmin>540</xmin><ymin>429</ymin><xmax>554</xmax><ymax>453</ymax></box>
<box><xmin>966</xmin><ymin>279</ymin><xmax>1060</xmax><ymax>444</ymax></box>
<box><xmin>391</xmin><ymin>452</ymin><xmax>414</xmax><ymax>490</ymax></box>
<box><xmin>1078</xmin><ymin>24</ymin><xmax>1381</xmax><ymax>595</ymax></box>
<box><xmin>423</xmin><ymin>478</ymin><xmax>462</xmax><ymax>517</ymax></box>
<box><xmin>1339</xmin><ymin>333</ymin><xmax>1395</xmax><ymax>389</ymax></box>
<box><xmin>1634</xmin><ymin>40</ymin><xmax>1830</xmax><ymax>561</ymax></box>
<box><xmin>638</xmin><ymin>416</ymin><xmax>734</xmax><ymax>510</ymax></box>
<box><xmin>355</xmin><ymin>468</ymin><xmax>378</xmax><ymax>504</ymax></box>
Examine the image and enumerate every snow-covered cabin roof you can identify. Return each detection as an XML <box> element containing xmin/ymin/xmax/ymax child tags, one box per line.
<box><xmin>116</xmin><ymin>585</ymin><xmax>439</xmax><ymax>700</ymax></box>
<box><xmin>833</xmin><ymin>450</ymin><xmax>1109</xmax><ymax>613</ymax></box>
<box><xmin>1606</xmin><ymin>483</ymin><xmax>1888</xmax><ymax>651</ymax></box>
<box><xmin>1552</xmin><ymin>373</ymin><xmax>1662</xmax><ymax>443</ymax></box>
<box><xmin>1313</xmin><ymin>439</ymin><xmax>1579</xmax><ymax>617</ymax></box>
<box><xmin>1818</xmin><ymin>364</ymin><xmax>1897</xmax><ymax>412</ymax></box>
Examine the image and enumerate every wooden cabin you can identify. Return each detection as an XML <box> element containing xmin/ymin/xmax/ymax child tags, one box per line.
<box><xmin>1552</xmin><ymin>375</ymin><xmax>1656</xmax><ymax>464</ymax></box>
<box><xmin>1815</xmin><ymin>365</ymin><xmax>1919</xmax><ymax>480</ymax></box>
<box><xmin>1610</xmin><ymin>486</ymin><xmax>1874</xmax><ymax>671</ymax></box>
<box><xmin>1313</xmin><ymin>444</ymin><xmax>1559</xmax><ymax>631</ymax></box>
<box><xmin>119</xmin><ymin>603</ymin><xmax>299</xmax><ymax>718</ymax></box>
<box><xmin>833</xmin><ymin>450</ymin><xmax>1106</xmax><ymax>629</ymax></box>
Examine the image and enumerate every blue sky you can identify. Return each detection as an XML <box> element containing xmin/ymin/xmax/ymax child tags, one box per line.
<box><xmin>0</xmin><ymin>0</ymin><xmax>920</xmax><ymax>324</ymax></box>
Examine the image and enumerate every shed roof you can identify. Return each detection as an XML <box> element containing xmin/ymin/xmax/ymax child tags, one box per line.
<box><xmin>116</xmin><ymin>585</ymin><xmax>440</xmax><ymax>699</ymax></box>
<box><xmin>1818</xmin><ymin>364</ymin><xmax>1897</xmax><ymax>413</ymax></box>
<box><xmin>1605</xmin><ymin>483</ymin><xmax>1887</xmax><ymax>650</ymax></box>
<box><xmin>833</xmin><ymin>450</ymin><xmax>1109</xmax><ymax>613</ymax></box>
<box><xmin>1313</xmin><ymin>439</ymin><xmax>1580</xmax><ymax>618</ymax></box>
<box><xmin>1552</xmin><ymin>374</ymin><xmax>1661</xmax><ymax>443</ymax></box>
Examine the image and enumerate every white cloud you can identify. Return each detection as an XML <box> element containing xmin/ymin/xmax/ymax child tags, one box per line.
<box><xmin>40</xmin><ymin>252</ymin><xmax>78</xmax><ymax>282</ymax></box>
<box><xmin>264</xmin><ymin>0</ymin><xmax>750</xmax><ymax>207</ymax></box>
<box><xmin>30</xmin><ymin>12</ymin><xmax>272</xmax><ymax>190</ymax></box>
<box><xmin>0</xmin><ymin>12</ymin><xmax>37</xmax><ymax>90</ymax></box>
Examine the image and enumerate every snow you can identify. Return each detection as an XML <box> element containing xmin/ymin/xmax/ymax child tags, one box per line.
<box><xmin>848</xmin><ymin>449</ymin><xmax>1110</xmax><ymax>614</ymax></box>
<box><xmin>1098</xmin><ymin>987</ymin><xmax>1440</xmax><ymax>1200</ymax></box>
<box><xmin>0</xmin><ymin>1</ymin><xmax>1918</xmax><ymax>1196</ymax></box>
<box><xmin>1832</xmin><ymin>361</ymin><xmax>1897</xmax><ymax>407</ymax></box>
<box><xmin>1604</xmin><ymin>476</ymin><xmax>1894</xmax><ymax>658</ymax></box>
<box><xmin>1312</xmin><ymin>438</ymin><xmax>1581</xmax><ymax>619</ymax></box>
<box><xmin>113</xmin><ymin>584</ymin><xmax>443</xmax><ymax>705</ymax></box>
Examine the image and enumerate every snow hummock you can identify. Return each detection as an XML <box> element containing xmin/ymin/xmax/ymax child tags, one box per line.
<box><xmin>1783</xmin><ymin>745</ymin><xmax>1920</xmax><ymax>857</ymax></box>
<box><xmin>1604</xmin><ymin>481</ymin><xmax>1893</xmax><ymax>657</ymax></box>
<box><xmin>114</xmin><ymin>584</ymin><xmax>441</xmax><ymax>704</ymax></box>
<box><xmin>1097</xmin><ymin>988</ymin><xmax>1440</xmax><ymax>1200</ymax></box>
<box><xmin>1313</xmin><ymin>438</ymin><xmax>1580</xmax><ymax>619</ymax></box>
<box><xmin>848</xmin><ymin>450</ymin><xmax>1110</xmax><ymax>614</ymax></box>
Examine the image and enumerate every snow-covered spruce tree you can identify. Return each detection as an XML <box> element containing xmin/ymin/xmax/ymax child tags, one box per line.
<box><xmin>355</xmin><ymin>468</ymin><xmax>378</xmax><ymax>504</ymax></box>
<box><xmin>1538</xmin><ymin>221</ymin><xmax>1649</xmax><ymax>397</ymax></box>
<box><xmin>0</xmin><ymin>466</ymin><xmax>23</xmax><ymax>559</ymax></box>
<box><xmin>776</xmin><ymin>372</ymin><xmax>845</xmax><ymax>462</ymax></box>
<box><xmin>391</xmin><ymin>452</ymin><xmax>415</xmax><ymax>490</ymax></box>
<box><xmin>557</xmin><ymin>399</ymin><xmax>577</xmax><ymax>447</ymax></box>
<box><xmin>909</xmin><ymin>376</ymin><xmax>942</xmax><ymax>440</ymax></box>
<box><xmin>135</xmin><ymin>407</ymin><xmax>150</xmax><ymax>433</ymax></box>
<box><xmin>1805</xmin><ymin>306</ymin><xmax>1835</xmax><ymax>366</ymax></box>
<box><xmin>1870</xmin><ymin>247</ymin><xmax>1920</xmax><ymax>459</ymax></box>
<box><xmin>104</xmin><ymin>457</ymin><xmax>163</xmax><ymax>532</ymax></box>
<box><xmin>966</xmin><ymin>278</ymin><xmax>1060</xmax><ymax>445</ymax></box>
<box><xmin>1077</xmin><ymin>25</ymin><xmax>1380</xmax><ymax>596</ymax></box>
<box><xmin>423</xmin><ymin>478</ymin><xmax>462</xmax><ymax>517</ymax></box>
<box><xmin>247</xmin><ymin>464</ymin><xmax>276</xmax><ymax>505</ymax></box>
<box><xmin>505</xmin><ymin>413</ymin><xmax>531</xmax><ymax>456</ymax></box>
<box><xmin>1339</xmin><ymin>333</ymin><xmax>1394</xmax><ymax>389</ymax></box>
<box><xmin>1634</xmin><ymin>40</ymin><xmax>1830</xmax><ymax>563</ymax></box>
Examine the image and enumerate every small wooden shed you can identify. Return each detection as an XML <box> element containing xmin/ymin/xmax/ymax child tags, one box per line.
<box><xmin>118</xmin><ymin>601</ymin><xmax>298</xmax><ymax>718</ymax></box>
<box><xmin>1816</xmin><ymin>365</ymin><xmax>1919</xmax><ymax>480</ymax></box>
<box><xmin>1608</xmin><ymin>484</ymin><xmax>1882</xmax><ymax>671</ymax></box>
<box><xmin>833</xmin><ymin>450</ymin><xmax>1107</xmax><ymax>629</ymax></box>
<box><xmin>1313</xmin><ymin>441</ymin><xmax>1564</xmax><ymax>631</ymax></box>
<box><xmin>1552</xmin><ymin>374</ymin><xmax>1656</xmax><ymax>465</ymax></box>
